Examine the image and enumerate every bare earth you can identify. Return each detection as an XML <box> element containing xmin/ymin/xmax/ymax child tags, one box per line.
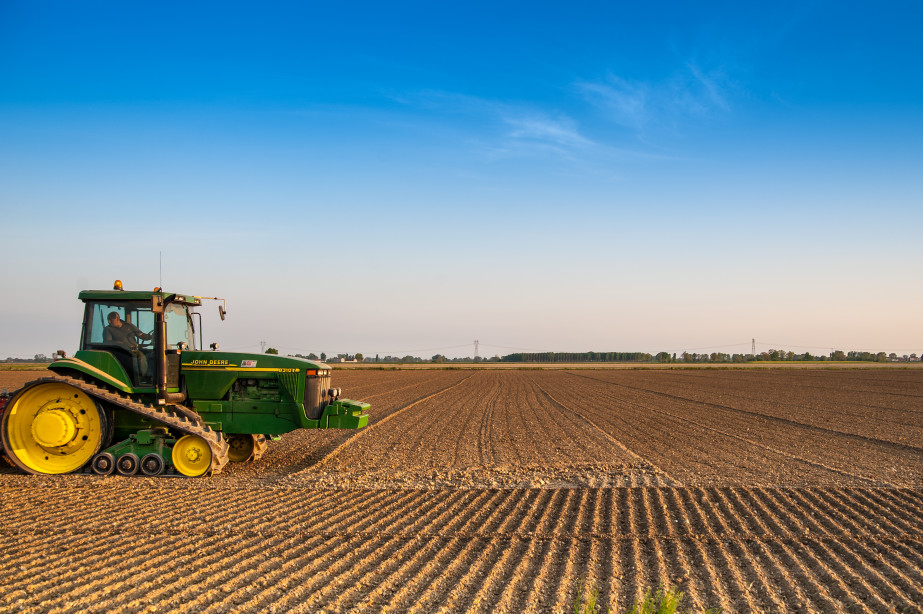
<box><xmin>1</xmin><ymin>368</ymin><xmax>921</xmax><ymax>613</ymax></box>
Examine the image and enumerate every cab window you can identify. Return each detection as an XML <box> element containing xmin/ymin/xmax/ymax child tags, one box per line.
<box><xmin>83</xmin><ymin>302</ymin><xmax>153</xmax><ymax>348</ymax></box>
<box><xmin>165</xmin><ymin>303</ymin><xmax>196</xmax><ymax>350</ymax></box>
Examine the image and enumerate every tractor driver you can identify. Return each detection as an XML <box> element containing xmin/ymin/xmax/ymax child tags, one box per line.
<box><xmin>104</xmin><ymin>312</ymin><xmax>152</xmax><ymax>378</ymax></box>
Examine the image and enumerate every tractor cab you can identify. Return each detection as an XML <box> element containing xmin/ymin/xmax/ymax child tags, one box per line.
<box><xmin>74</xmin><ymin>283</ymin><xmax>201</xmax><ymax>391</ymax></box>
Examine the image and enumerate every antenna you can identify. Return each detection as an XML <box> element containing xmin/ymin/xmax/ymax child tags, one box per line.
<box><xmin>159</xmin><ymin>251</ymin><xmax>163</xmax><ymax>288</ymax></box>
<box><xmin>260</xmin><ymin>341</ymin><xmax>266</xmax><ymax>353</ymax></box>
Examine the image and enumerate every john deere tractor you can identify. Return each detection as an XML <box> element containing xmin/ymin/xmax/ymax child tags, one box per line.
<box><xmin>0</xmin><ymin>281</ymin><xmax>369</xmax><ymax>477</ymax></box>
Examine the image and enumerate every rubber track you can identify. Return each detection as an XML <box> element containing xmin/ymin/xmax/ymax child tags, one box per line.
<box><xmin>18</xmin><ymin>376</ymin><xmax>229</xmax><ymax>476</ymax></box>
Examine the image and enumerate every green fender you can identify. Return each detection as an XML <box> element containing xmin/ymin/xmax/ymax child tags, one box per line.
<box><xmin>48</xmin><ymin>354</ymin><xmax>133</xmax><ymax>394</ymax></box>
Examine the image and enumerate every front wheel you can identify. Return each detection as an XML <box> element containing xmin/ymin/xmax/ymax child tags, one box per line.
<box><xmin>1</xmin><ymin>381</ymin><xmax>110</xmax><ymax>475</ymax></box>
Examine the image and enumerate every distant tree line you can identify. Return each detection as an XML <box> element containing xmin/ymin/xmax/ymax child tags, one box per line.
<box><xmin>670</xmin><ymin>349</ymin><xmax>920</xmax><ymax>363</ymax></box>
<box><xmin>1</xmin><ymin>354</ymin><xmax>52</xmax><ymax>363</ymax></box>
<box><xmin>496</xmin><ymin>349</ymin><xmax>922</xmax><ymax>364</ymax></box>
<box><xmin>251</xmin><ymin>349</ymin><xmax>923</xmax><ymax>364</ymax></box>
<box><xmin>501</xmin><ymin>352</ymin><xmax>653</xmax><ymax>363</ymax></box>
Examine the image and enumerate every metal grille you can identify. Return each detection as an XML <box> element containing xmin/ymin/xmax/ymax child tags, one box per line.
<box><xmin>166</xmin><ymin>353</ymin><xmax>180</xmax><ymax>388</ymax></box>
<box><xmin>305</xmin><ymin>373</ymin><xmax>332</xmax><ymax>420</ymax></box>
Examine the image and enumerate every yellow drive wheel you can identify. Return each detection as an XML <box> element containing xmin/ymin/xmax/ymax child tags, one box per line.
<box><xmin>1</xmin><ymin>382</ymin><xmax>108</xmax><ymax>475</ymax></box>
<box><xmin>226</xmin><ymin>434</ymin><xmax>255</xmax><ymax>462</ymax></box>
<box><xmin>171</xmin><ymin>435</ymin><xmax>212</xmax><ymax>477</ymax></box>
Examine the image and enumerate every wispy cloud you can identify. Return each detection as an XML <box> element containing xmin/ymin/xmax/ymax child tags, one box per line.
<box><xmin>397</xmin><ymin>90</ymin><xmax>600</xmax><ymax>159</ymax></box>
<box><xmin>577</xmin><ymin>59</ymin><xmax>734</xmax><ymax>140</ymax></box>
<box><xmin>576</xmin><ymin>77</ymin><xmax>649</xmax><ymax>132</ymax></box>
<box><xmin>686</xmin><ymin>62</ymin><xmax>730</xmax><ymax>111</ymax></box>
<box><xmin>388</xmin><ymin>89</ymin><xmax>674</xmax><ymax>176</ymax></box>
<box><xmin>503</xmin><ymin>113</ymin><xmax>593</xmax><ymax>149</ymax></box>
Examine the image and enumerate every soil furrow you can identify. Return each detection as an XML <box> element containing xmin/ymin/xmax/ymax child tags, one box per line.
<box><xmin>530</xmin><ymin>379</ymin><xmax>678</xmax><ymax>485</ymax></box>
<box><xmin>308</xmin><ymin>372</ymin><xmax>477</xmax><ymax>469</ymax></box>
<box><xmin>384</xmin><ymin>533</ymin><xmax>469</xmax><ymax>612</ymax></box>
<box><xmin>663</xmin><ymin>489</ymin><xmax>737</xmax><ymax>611</ymax></box>
<box><xmin>799</xmin><ymin>535</ymin><xmax>890</xmax><ymax>612</ymax></box>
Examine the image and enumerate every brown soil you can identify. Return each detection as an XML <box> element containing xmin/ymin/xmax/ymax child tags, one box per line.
<box><xmin>1</xmin><ymin>369</ymin><xmax>921</xmax><ymax>613</ymax></box>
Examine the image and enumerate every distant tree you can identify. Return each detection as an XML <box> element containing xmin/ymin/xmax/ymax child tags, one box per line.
<box><xmin>265</xmin><ymin>347</ymin><xmax>279</xmax><ymax>355</ymax></box>
<box><xmin>306</xmin><ymin>352</ymin><xmax>318</xmax><ymax>359</ymax></box>
<box><xmin>431</xmin><ymin>354</ymin><xmax>445</xmax><ymax>363</ymax></box>
<box><xmin>320</xmin><ymin>352</ymin><xmax>327</xmax><ymax>361</ymax></box>
<box><xmin>355</xmin><ymin>353</ymin><xmax>364</xmax><ymax>362</ymax></box>
<box><xmin>830</xmin><ymin>350</ymin><xmax>847</xmax><ymax>361</ymax></box>
<box><xmin>654</xmin><ymin>351</ymin><xmax>672</xmax><ymax>363</ymax></box>
<box><xmin>803</xmin><ymin>352</ymin><xmax>814</xmax><ymax>361</ymax></box>
<box><xmin>888</xmin><ymin>352</ymin><xmax>898</xmax><ymax>360</ymax></box>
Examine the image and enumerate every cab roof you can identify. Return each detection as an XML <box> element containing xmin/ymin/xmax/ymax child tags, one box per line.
<box><xmin>78</xmin><ymin>289</ymin><xmax>202</xmax><ymax>305</ymax></box>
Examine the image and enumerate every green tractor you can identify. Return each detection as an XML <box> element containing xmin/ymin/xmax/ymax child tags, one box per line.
<box><xmin>0</xmin><ymin>281</ymin><xmax>369</xmax><ymax>477</ymax></box>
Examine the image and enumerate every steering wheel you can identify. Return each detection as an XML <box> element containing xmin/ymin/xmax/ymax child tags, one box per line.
<box><xmin>138</xmin><ymin>331</ymin><xmax>155</xmax><ymax>349</ymax></box>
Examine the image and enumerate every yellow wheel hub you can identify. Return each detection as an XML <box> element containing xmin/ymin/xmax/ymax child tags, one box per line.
<box><xmin>171</xmin><ymin>435</ymin><xmax>212</xmax><ymax>477</ymax></box>
<box><xmin>31</xmin><ymin>409</ymin><xmax>79</xmax><ymax>448</ymax></box>
<box><xmin>2</xmin><ymin>382</ymin><xmax>106</xmax><ymax>474</ymax></box>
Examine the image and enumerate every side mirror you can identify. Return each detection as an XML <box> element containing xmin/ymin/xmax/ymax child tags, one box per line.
<box><xmin>218</xmin><ymin>305</ymin><xmax>226</xmax><ymax>321</ymax></box>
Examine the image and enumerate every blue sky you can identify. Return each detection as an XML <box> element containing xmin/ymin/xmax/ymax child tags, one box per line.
<box><xmin>1</xmin><ymin>1</ymin><xmax>921</xmax><ymax>359</ymax></box>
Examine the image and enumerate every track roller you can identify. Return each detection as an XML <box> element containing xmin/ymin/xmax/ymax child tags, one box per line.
<box><xmin>91</xmin><ymin>452</ymin><xmax>116</xmax><ymax>475</ymax></box>
<box><xmin>116</xmin><ymin>453</ymin><xmax>140</xmax><ymax>476</ymax></box>
<box><xmin>140</xmin><ymin>453</ymin><xmax>165</xmax><ymax>476</ymax></box>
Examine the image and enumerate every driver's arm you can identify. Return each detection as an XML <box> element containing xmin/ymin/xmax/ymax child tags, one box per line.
<box><xmin>126</xmin><ymin>322</ymin><xmax>151</xmax><ymax>341</ymax></box>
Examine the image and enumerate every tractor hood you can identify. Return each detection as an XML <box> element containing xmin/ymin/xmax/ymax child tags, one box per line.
<box><xmin>180</xmin><ymin>351</ymin><xmax>331</xmax><ymax>404</ymax></box>
<box><xmin>180</xmin><ymin>352</ymin><xmax>329</xmax><ymax>372</ymax></box>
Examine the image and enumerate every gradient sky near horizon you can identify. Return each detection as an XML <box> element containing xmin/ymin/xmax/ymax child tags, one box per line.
<box><xmin>1</xmin><ymin>1</ymin><xmax>921</xmax><ymax>359</ymax></box>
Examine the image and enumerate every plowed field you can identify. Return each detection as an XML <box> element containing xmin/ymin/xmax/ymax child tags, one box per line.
<box><xmin>2</xmin><ymin>368</ymin><xmax>922</xmax><ymax>613</ymax></box>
